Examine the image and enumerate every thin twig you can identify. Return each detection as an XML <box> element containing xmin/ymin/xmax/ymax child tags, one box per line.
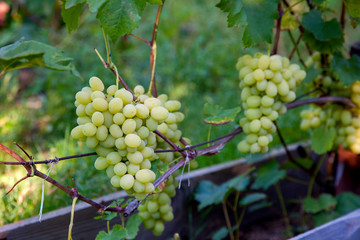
<box><xmin>286</xmin><ymin>96</ymin><xmax>356</xmax><ymax>109</ymax></box>
<box><xmin>0</xmin><ymin>70</ymin><xmax>5</xmax><ymax>79</ymax></box>
<box><xmin>340</xmin><ymin>2</ymin><xmax>346</xmax><ymax>30</ymax></box>
<box><xmin>271</xmin><ymin>3</ymin><xmax>283</xmax><ymax>55</ymax></box>
<box><xmin>148</xmin><ymin>2</ymin><xmax>164</xmax><ymax>97</ymax></box>
<box><xmin>129</xmin><ymin>34</ymin><xmax>151</xmax><ymax>46</ymax></box>
<box><xmin>0</xmin><ymin>152</ymin><xmax>97</xmax><ymax>165</ymax></box>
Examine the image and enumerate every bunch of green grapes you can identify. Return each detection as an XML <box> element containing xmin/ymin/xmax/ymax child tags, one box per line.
<box><xmin>71</xmin><ymin>76</ymin><xmax>185</xmax><ymax>200</ymax></box>
<box><xmin>236</xmin><ymin>53</ymin><xmax>306</xmax><ymax>153</ymax></box>
<box><xmin>138</xmin><ymin>174</ymin><xmax>178</xmax><ymax>236</ymax></box>
<box><xmin>300</xmin><ymin>103</ymin><xmax>360</xmax><ymax>153</ymax></box>
<box><xmin>351</xmin><ymin>81</ymin><xmax>360</xmax><ymax>108</ymax></box>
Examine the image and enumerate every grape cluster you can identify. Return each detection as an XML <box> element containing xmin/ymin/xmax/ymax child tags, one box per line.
<box><xmin>71</xmin><ymin>76</ymin><xmax>185</xmax><ymax>200</ymax></box>
<box><xmin>300</xmin><ymin>104</ymin><xmax>360</xmax><ymax>153</ymax></box>
<box><xmin>138</xmin><ymin>174</ymin><xmax>178</xmax><ymax>236</ymax></box>
<box><xmin>236</xmin><ymin>53</ymin><xmax>306</xmax><ymax>153</ymax></box>
<box><xmin>351</xmin><ymin>81</ymin><xmax>360</xmax><ymax>108</ymax></box>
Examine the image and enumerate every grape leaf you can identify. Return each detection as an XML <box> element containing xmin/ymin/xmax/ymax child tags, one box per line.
<box><xmin>331</xmin><ymin>52</ymin><xmax>360</xmax><ymax>87</ymax></box>
<box><xmin>97</xmin><ymin>0</ymin><xmax>147</xmax><ymax>41</ymax></box>
<box><xmin>239</xmin><ymin>193</ymin><xmax>266</xmax><ymax>206</ymax></box>
<box><xmin>203</xmin><ymin>103</ymin><xmax>241</xmax><ymax>125</ymax></box>
<box><xmin>281</xmin><ymin>11</ymin><xmax>299</xmax><ymax>30</ymax></box>
<box><xmin>303</xmin><ymin>65</ymin><xmax>322</xmax><ymax>84</ymax></box>
<box><xmin>344</xmin><ymin>0</ymin><xmax>360</xmax><ymax>18</ymax></box>
<box><xmin>0</xmin><ymin>39</ymin><xmax>78</xmax><ymax>75</ymax></box>
<box><xmin>194</xmin><ymin>174</ymin><xmax>249</xmax><ymax>210</ymax></box>
<box><xmin>301</xmin><ymin>10</ymin><xmax>344</xmax><ymax>53</ymax></box>
<box><xmin>252</xmin><ymin>160</ymin><xmax>286</xmax><ymax>190</ymax></box>
<box><xmin>147</xmin><ymin>0</ymin><xmax>163</xmax><ymax>5</ymax></box>
<box><xmin>303</xmin><ymin>194</ymin><xmax>337</xmax><ymax>214</ymax></box>
<box><xmin>302</xmin><ymin>10</ymin><xmax>343</xmax><ymax>41</ymax></box>
<box><xmin>61</xmin><ymin>0</ymin><xmax>86</xmax><ymax>33</ymax></box>
<box><xmin>87</xmin><ymin>0</ymin><xmax>108</xmax><ymax>13</ymax></box>
<box><xmin>216</xmin><ymin>0</ymin><xmax>279</xmax><ymax>46</ymax></box>
<box><xmin>311</xmin><ymin>126</ymin><xmax>336</xmax><ymax>154</ymax></box>
<box><xmin>126</xmin><ymin>214</ymin><xmax>142</xmax><ymax>239</ymax></box>
<box><xmin>95</xmin><ymin>225</ymin><xmax>127</xmax><ymax>240</ymax></box>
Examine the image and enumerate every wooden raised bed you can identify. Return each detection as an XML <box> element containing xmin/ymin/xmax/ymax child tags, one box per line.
<box><xmin>2</xmin><ymin>143</ymin><xmax>357</xmax><ymax>240</ymax></box>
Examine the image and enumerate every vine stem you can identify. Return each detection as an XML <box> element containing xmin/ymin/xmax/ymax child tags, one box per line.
<box><xmin>129</xmin><ymin>33</ymin><xmax>151</xmax><ymax>46</ymax></box>
<box><xmin>68</xmin><ymin>196</ymin><xmax>78</xmax><ymax>240</ymax></box>
<box><xmin>271</xmin><ymin>3</ymin><xmax>283</xmax><ymax>55</ymax></box>
<box><xmin>288</xmin><ymin>31</ymin><xmax>306</xmax><ymax>67</ymax></box>
<box><xmin>307</xmin><ymin>154</ymin><xmax>327</xmax><ymax>197</ymax></box>
<box><xmin>148</xmin><ymin>2</ymin><xmax>164</xmax><ymax>97</ymax></box>
<box><xmin>0</xmin><ymin>70</ymin><xmax>5</xmax><ymax>79</ymax></box>
<box><xmin>340</xmin><ymin>1</ymin><xmax>346</xmax><ymax>30</ymax></box>
<box><xmin>275</xmin><ymin>182</ymin><xmax>293</xmax><ymax>237</ymax></box>
<box><xmin>222</xmin><ymin>200</ymin><xmax>235</xmax><ymax>240</ymax></box>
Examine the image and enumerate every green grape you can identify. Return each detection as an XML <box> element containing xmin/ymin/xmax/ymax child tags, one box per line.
<box><xmin>151</xmin><ymin>106</ymin><xmax>169</xmax><ymax>121</ymax></box>
<box><xmin>108</xmin><ymin>98</ymin><xmax>123</xmax><ymax>114</ymax></box>
<box><xmin>246</xmin><ymin>96</ymin><xmax>261</xmax><ymax>108</ymax></box>
<box><xmin>245</xmin><ymin>109</ymin><xmax>262</xmax><ymax>120</ymax></box>
<box><xmin>136</xmin><ymin>169</ymin><xmax>155</xmax><ymax>183</ymax></box>
<box><xmin>144</xmin><ymin>183</ymin><xmax>155</xmax><ymax>193</ymax></box>
<box><xmin>125</xmin><ymin>134</ymin><xmax>142</xmax><ymax>148</ymax></box>
<box><xmin>114</xmin><ymin>162</ymin><xmax>127</xmax><ymax>176</ymax></box>
<box><xmin>145</xmin><ymin>97</ymin><xmax>162</xmax><ymax>110</ymax></box>
<box><xmin>165</xmin><ymin>113</ymin><xmax>177</xmax><ymax>124</ymax></box>
<box><xmin>113</xmin><ymin>112</ymin><xmax>125</xmax><ymax>125</ymax></box>
<box><xmin>261</xmin><ymin>96</ymin><xmax>274</xmax><ymax>107</ymax></box>
<box><xmin>147</xmin><ymin>201</ymin><xmax>159</xmax><ymax>213</ymax></box>
<box><xmin>93</xmin><ymin>98</ymin><xmax>108</xmax><ymax>112</ymax></box>
<box><xmin>103</xmin><ymin>111</ymin><xmax>113</xmax><ymax>128</ymax></box>
<box><xmin>86</xmin><ymin>136</ymin><xmax>98</xmax><ymax>148</ymax></box>
<box><xmin>341</xmin><ymin>110</ymin><xmax>352</xmax><ymax>125</ymax></box>
<box><xmin>134</xmin><ymin>85</ymin><xmax>145</xmax><ymax>96</ymax></box>
<box><xmin>89</xmin><ymin>76</ymin><xmax>104</xmax><ymax>91</ymax></box>
<box><xmin>110</xmin><ymin>175</ymin><xmax>121</xmax><ymax>187</ymax></box>
<box><xmin>96</xmin><ymin>146</ymin><xmax>113</xmax><ymax>157</ymax></box>
<box><xmin>127</xmin><ymin>151</ymin><xmax>143</xmax><ymax>164</ymax></box>
<box><xmin>258</xmin><ymin>136</ymin><xmax>270</xmax><ymax>147</ymax></box>
<box><xmin>120</xmin><ymin>174</ymin><xmax>135</xmax><ymax>190</ymax></box>
<box><xmin>76</xmin><ymin>104</ymin><xmax>86</xmax><ymax>117</ymax></box>
<box><xmin>266</xmin><ymin>82</ymin><xmax>278</xmax><ymax>97</ymax></box>
<box><xmin>75</xmin><ymin>91</ymin><xmax>91</xmax><ymax>105</ymax></box>
<box><xmin>137</xmin><ymin>126</ymin><xmax>150</xmax><ymax>139</ymax></box>
<box><xmin>278</xmin><ymin>81</ymin><xmax>290</xmax><ymax>96</ymax></box>
<box><xmin>244</xmin><ymin>73</ymin><xmax>256</xmax><ymax>86</ymax></box>
<box><xmin>140</xmin><ymin>159</ymin><xmax>152</xmax><ymax>169</ymax></box>
<box><xmin>96</xmin><ymin>125</ymin><xmax>108</xmax><ymax>141</ymax></box>
<box><xmin>164</xmin><ymin>100</ymin><xmax>181</xmax><ymax>112</ymax></box>
<box><xmin>115</xmin><ymin>89</ymin><xmax>133</xmax><ymax>105</ymax></box>
<box><xmin>91</xmin><ymin>91</ymin><xmax>105</xmax><ymax>100</ymax></box>
<box><xmin>136</xmin><ymin>104</ymin><xmax>150</xmax><ymax>119</ymax></box>
<box><xmin>253</xmin><ymin>69</ymin><xmax>265</xmax><ymax>81</ymax></box>
<box><xmin>249</xmin><ymin>119</ymin><xmax>261</xmax><ymax>133</ymax></box>
<box><xmin>106</xmin><ymin>151</ymin><xmax>121</xmax><ymax>165</ymax></box>
<box><xmin>100</xmin><ymin>135</ymin><xmax>116</xmax><ymax>148</ymax></box>
<box><xmin>127</xmin><ymin>163</ymin><xmax>140</xmax><ymax>175</ymax></box>
<box><xmin>123</xmin><ymin>104</ymin><xmax>137</xmax><ymax>118</ymax></box>
<box><xmin>122</xmin><ymin>119</ymin><xmax>137</xmax><ymax>135</ymax></box>
<box><xmin>133</xmin><ymin>180</ymin><xmax>145</xmax><ymax>193</ymax></box>
<box><xmin>109</xmin><ymin>124</ymin><xmax>123</xmax><ymax>138</ymax></box>
<box><xmin>107</xmin><ymin>85</ymin><xmax>117</xmax><ymax>96</ymax></box>
<box><xmin>85</xmin><ymin>103</ymin><xmax>96</xmax><ymax>116</ymax></box>
<box><xmin>71</xmin><ymin>126</ymin><xmax>84</xmax><ymax>139</ymax></box>
<box><xmin>92</xmin><ymin>111</ymin><xmax>104</xmax><ymax>126</ymax></box>
<box><xmin>146</xmin><ymin>117</ymin><xmax>159</xmax><ymax>131</ymax></box>
<box><xmin>94</xmin><ymin>156</ymin><xmax>108</xmax><ymax>170</ymax></box>
<box><xmin>82</xmin><ymin>122</ymin><xmax>97</xmax><ymax>137</ymax></box>
<box><xmin>106</xmin><ymin>165</ymin><xmax>115</xmax><ymax>178</ymax></box>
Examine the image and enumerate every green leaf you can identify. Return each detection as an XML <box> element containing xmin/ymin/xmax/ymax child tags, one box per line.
<box><xmin>87</xmin><ymin>0</ymin><xmax>108</xmax><ymax>13</ymax></box>
<box><xmin>194</xmin><ymin>173</ymin><xmax>250</xmax><ymax>210</ymax></box>
<box><xmin>194</xmin><ymin>180</ymin><xmax>224</xmax><ymax>210</ymax></box>
<box><xmin>203</xmin><ymin>103</ymin><xmax>241</xmax><ymax>125</ymax></box>
<box><xmin>126</xmin><ymin>214</ymin><xmax>142</xmax><ymax>239</ymax></box>
<box><xmin>302</xmin><ymin>10</ymin><xmax>343</xmax><ymax>41</ymax></box>
<box><xmin>301</xmin><ymin>10</ymin><xmax>344</xmax><ymax>53</ymax></box>
<box><xmin>311</xmin><ymin>126</ymin><xmax>336</xmax><ymax>154</ymax></box>
<box><xmin>345</xmin><ymin>0</ymin><xmax>360</xmax><ymax>18</ymax></box>
<box><xmin>65</xmin><ymin>0</ymin><xmax>86</xmax><ymax>9</ymax></box>
<box><xmin>281</xmin><ymin>10</ymin><xmax>299</xmax><ymax>30</ymax></box>
<box><xmin>303</xmin><ymin>194</ymin><xmax>337</xmax><ymax>214</ymax></box>
<box><xmin>97</xmin><ymin>0</ymin><xmax>147</xmax><ymax>41</ymax></box>
<box><xmin>212</xmin><ymin>227</ymin><xmax>229</xmax><ymax>240</ymax></box>
<box><xmin>248</xmin><ymin>200</ymin><xmax>272</xmax><ymax>212</ymax></box>
<box><xmin>252</xmin><ymin>160</ymin><xmax>286</xmax><ymax>190</ymax></box>
<box><xmin>240</xmin><ymin>193</ymin><xmax>266</xmax><ymax>206</ymax></box>
<box><xmin>336</xmin><ymin>192</ymin><xmax>360</xmax><ymax>215</ymax></box>
<box><xmin>313</xmin><ymin>211</ymin><xmax>338</xmax><ymax>227</ymax></box>
<box><xmin>147</xmin><ymin>0</ymin><xmax>163</xmax><ymax>5</ymax></box>
<box><xmin>61</xmin><ymin>1</ymin><xmax>86</xmax><ymax>33</ymax></box>
<box><xmin>331</xmin><ymin>52</ymin><xmax>360</xmax><ymax>87</ymax></box>
<box><xmin>216</xmin><ymin>0</ymin><xmax>279</xmax><ymax>46</ymax></box>
<box><xmin>0</xmin><ymin>39</ymin><xmax>78</xmax><ymax>74</ymax></box>
<box><xmin>95</xmin><ymin>225</ymin><xmax>128</xmax><ymax>240</ymax></box>
<box><xmin>303</xmin><ymin>65</ymin><xmax>322</xmax><ymax>84</ymax></box>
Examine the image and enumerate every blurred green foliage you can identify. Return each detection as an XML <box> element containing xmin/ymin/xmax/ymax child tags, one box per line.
<box><xmin>0</xmin><ymin>0</ymin><xmax>354</xmax><ymax>224</ymax></box>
